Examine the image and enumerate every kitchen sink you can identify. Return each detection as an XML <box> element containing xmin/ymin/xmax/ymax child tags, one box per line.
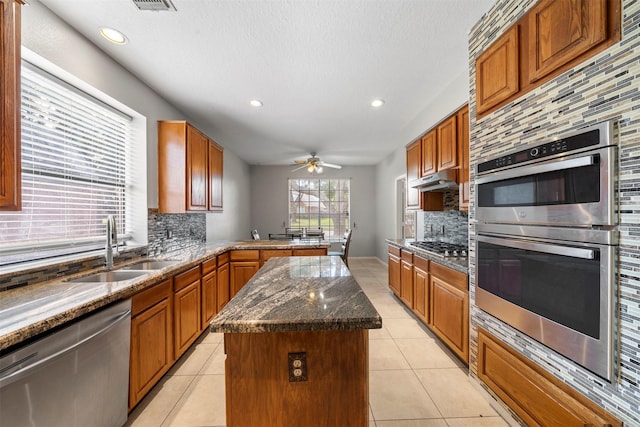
<box><xmin>68</xmin><ymin>270</ymin><xmax>150</xmax><ymax>283</ymax></box>
<box><xmin>120</xmin><ymin>260</ymin><xmax>181</xmax><ymax>270</ymax></box>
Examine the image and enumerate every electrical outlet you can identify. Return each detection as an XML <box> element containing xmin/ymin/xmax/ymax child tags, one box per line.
<box><xmin>288</xmin><ymin>352</ymin><xmax>307</xmax><ymax>382</ymax></box>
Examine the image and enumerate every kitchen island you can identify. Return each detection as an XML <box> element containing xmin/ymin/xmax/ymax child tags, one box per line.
<box><xmin>210</xmin><ymin>255</ymin><xmax>381</xmax><ymax>427</ymax></box>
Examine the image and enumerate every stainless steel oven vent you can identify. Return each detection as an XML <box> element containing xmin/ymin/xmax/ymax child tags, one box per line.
<box><xmin>132</xmin><ymin>0</ymin><xmax>176</xmax><ymax>11</ymax></box>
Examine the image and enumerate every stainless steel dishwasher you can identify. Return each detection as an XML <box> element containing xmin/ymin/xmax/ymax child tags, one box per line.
<box><xmin>0</xmin><ymin>299</ymin><xmax>131</xmax><ymax>427</ymax></box>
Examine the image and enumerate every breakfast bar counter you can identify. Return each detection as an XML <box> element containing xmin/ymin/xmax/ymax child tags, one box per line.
<box><xmin>210</xmin><ymin>255</ymin><xmax>381</xmax><ymax>427</ymax></box>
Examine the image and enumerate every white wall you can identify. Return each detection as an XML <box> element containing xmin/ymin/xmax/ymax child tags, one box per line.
<box><xmin>374</xmin><ymin>69</ymin><xmax>471</xmax><ymax>261</ymax></box>
<box><xmin>250</xmin><ymin>165</ymin><xmax>376</xmax><ymax>257</ymax></box>
<box><xmin>22</xmin><ymin>1</ymin><xmax>251</xmax><ymax>242</ymax></box>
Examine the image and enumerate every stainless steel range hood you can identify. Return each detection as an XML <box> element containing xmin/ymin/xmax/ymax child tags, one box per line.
<box><xmin>410</xmin><ymin>169</ymin><xmax>458</xmax><ymax>192</ymax></box>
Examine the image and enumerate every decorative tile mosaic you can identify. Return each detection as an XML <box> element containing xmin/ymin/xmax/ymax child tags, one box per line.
<box><xmin>421</xmin><ymin>209</ymin><xmax>469</xmax><ymax>245</ymax></box>
<box><xmin>468</xmin><ymin>0</ymin><xmax>640</xmax><ymax>425</ymax></box>
<box><xmin>147</xmin><ymin>209</ymin><xmax>206</xmax><ymax>257</ymax></box>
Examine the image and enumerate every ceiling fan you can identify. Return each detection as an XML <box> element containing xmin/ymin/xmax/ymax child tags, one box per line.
<box><xmin>290</xmin><ymin>152</ymin><xmax>342</xmax><ymax>173</ymax></box>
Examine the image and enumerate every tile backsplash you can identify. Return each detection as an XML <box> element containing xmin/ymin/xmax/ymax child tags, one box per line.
<box><xmin>147</xmin><ymin>209</ymin><xmax>206</xmax><ymax>257</ymax></box>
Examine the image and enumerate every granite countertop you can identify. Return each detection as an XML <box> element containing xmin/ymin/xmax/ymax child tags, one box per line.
<box><xmin>385</xmin><ymin>239</ymin><xmax>469</xmax><ymax>274</ymax></box>
<box><xmin>210</xmin><ymin>256</ymin><xmax>382</xmax><ymax>334</ymax></box>
<box><xmin>0</xmin><ymin>240</ymin><xmax>331</xmax><ymax>351</ymax></box>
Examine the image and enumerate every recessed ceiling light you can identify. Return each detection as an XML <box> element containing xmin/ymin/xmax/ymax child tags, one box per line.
<box><xmin>99</xmin><ymin>27</ymin><xmax>128</xmax><ymax>45</ymax></box>
<box><xmin>371</xmin><ymin>99</ymin><xmax>385</xmax><ymax>108</ymax></box>
<box><xmin>249</xmin><ymin>99</ymin><xmax>263</xmax><ymax>107</ymax></box>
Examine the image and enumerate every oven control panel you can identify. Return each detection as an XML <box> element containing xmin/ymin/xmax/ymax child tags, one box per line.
<box><xmin>478</xmin><ymin>128</ymin><xmax>601</xmax><ymax>174</ymax></box>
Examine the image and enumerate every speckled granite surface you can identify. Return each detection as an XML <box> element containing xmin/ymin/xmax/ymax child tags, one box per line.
<box><xmin>210</xmin><ymin>256</ymin><xmax>382</xmax><ymax>333</ymax></box>
<box><xmin>0</xmin><ymin>240</ymin><xmax>330</xmax><ymax>351</ymax></box>
<box><xmin>385</xmin><ymin>239</ymin><xmax>469</xmax><ymax>274</ymax></box>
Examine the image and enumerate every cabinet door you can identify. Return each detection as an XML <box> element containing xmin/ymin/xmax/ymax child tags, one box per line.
<box><xmin>201</xmin><ymin>270</ymin><xmax>217</xmax><ymax>330</ymax></box>
<box><xmin>0</xmin><ymin>0</ymin><xmax>22</xmax><ymax>211</ymax></box>
<box><xmin>400</xmin><ymin>259</ymin><xmax>414</xmax><ymax>309</ymax></box>
<box><xmin>528</xmin><ymin>0</ymin><xmax>607</xmax><ymax>83</ymax></box>
<box><xmin>421</xmin><ymin>130</ymin><xmax>437</xmax><ymax>176</ymax></box>
<box><xmin>476</xmin><ymin>25</ymin><xmax>520</xmax><ymax>115</ymax></box>
<box><xmin>174</xmin><ymin>280</ymin><xmax>201</xmax><ymax>359</ymax></box>
<box><xmin>413</xmin><ymin>265</ymin><xmax>429</xmax><ymax>324</ymax></box>
<box><xmin>261</xmin><ymin>249</ymin><xmax>293</xmax><ymax>266</ymax></box>
<box><xmin>129</xmin><ymin>288</ymin><xmax>172</xmax><ymax>409</ymax></box>
<box><xmin>437</xmin><ymin>115</ymin><xmax>457</xmax><ymax>170</ymax></box>
<box><xmin>230</xmin><ymin>261</ymin><xmax>260</xmax><ymax>297</ymax></box>
<box><xmin>406</xmin><ymin>140</ymin><xmax>421</xmax><ymax>210</ymax></box>
<box><xmin>430</xmin><ymin>276</ymin><xmax>469</xmax><ymax>363</ymax></box>
<box><xmin>186</xmin><ymin>125</ymin><xmax>209</xmax><ymax>211</ymax></box>
<box><xmin>217</xmin><ymin>262</ymin><xmax>230</xmax><ymax>311</ymax></box>
<box><xmin>208</xmin><ymin>140</ymin><xmax>223</xmax><ymax>211</ymax></box>
<box><xmin>457</xmin><ymin>105</ymin><xmax>470</xmax><ymax>210</ymax></box>
<box><xmin>388</xmin><ymin>254</ymin><xmax>401</xmax><ymax>296</ymax></box>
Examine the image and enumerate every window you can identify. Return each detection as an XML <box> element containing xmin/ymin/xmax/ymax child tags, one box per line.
<box><xmin>0</xmin><ymin>63</ymin><xmax>134</xmax><ymax>266</ymax></box>
<box><xmin>288</xmin><ymin>178</ymin><xmax>350</xmax><ymax>242</ymax></box>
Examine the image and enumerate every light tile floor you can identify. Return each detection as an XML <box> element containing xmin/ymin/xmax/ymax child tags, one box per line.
<box><xmin>125</xmin><ymin>258</ymin><xmax>510</xmax><ymax>427</ymax></box>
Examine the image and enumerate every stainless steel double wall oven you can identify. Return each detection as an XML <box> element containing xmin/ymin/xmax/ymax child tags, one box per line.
<box><xmin>475</xmin><ymin>121</ymin><xmax>618</xmax><ymax>381</ymax></box>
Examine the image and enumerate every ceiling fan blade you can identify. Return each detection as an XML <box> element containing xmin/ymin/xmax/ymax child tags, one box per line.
<box><xmin>320</xmin><ymin>162</ymin><xmax>342</xmax><ymax>169</ymax></box>
<box><xmin>291</xmin><ymin>164</ymin><xmax>309</xmax><ymax>172</ymax></box>
<box><xmin>293</xmin><ymin>160</ymin><xmax>306</xmax><ymax>164</ymax></box>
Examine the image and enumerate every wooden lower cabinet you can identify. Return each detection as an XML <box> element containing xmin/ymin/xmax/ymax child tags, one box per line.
<box><xmin>201</xmin><ymin>257</ymin><xmax>217</xmax><ymax>330</ymax></box>
<box><xmin>412</xmin><ymin>256</ymin><xmax>429</xmax><ymax>324</ymax></box>
<box><xmin>292</xmin><ymin>248</ymin><xmax>327</xmax><ymax>256</ymax></box>
<box><xmin>173</xmin><ymin>266</ymin><xmax>202</xmax><ymax>359</ymax></box>
<box><xmin>400</xmin><ymin>252</ymin><xmax>414</xmax><ymax>309</ymax></box>
<box><xmin>388</xmin><ymin>246</ymin><xmax>401</xmax><ymax>296</ymax></box>
<box><xmin>230</xmin><ymin>250</ymin><xmax>260</xmax><ymax>298</ymax></box>
<box><xmin>129</xmin><ymin>279</ymin><xmax>173</xmax><ymax>410</ymax></box>
<box><xmin>217</xmin><ymin>252</ymin><xmax>230</xmax><ymax>311</ymax></box>
<box><xmin>429</xmin><ymin>263</ymin><xmax>468</xmax><ymax>363</ymax></box>
<box><xmin>260</xmin><ymin>249</ymin><xmax>292</xmax><ymax>266</ymax></box>
<box><xmin>477</xmin><ymin>328</ymin><xmax>621</xmax><ymax>427</ymax></box>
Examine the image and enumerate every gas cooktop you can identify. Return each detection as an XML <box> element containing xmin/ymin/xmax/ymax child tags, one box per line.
<box><xmin>410</xmin><ymin>241</ymin><xmax>468</xmax><ymax>258</ymax></box>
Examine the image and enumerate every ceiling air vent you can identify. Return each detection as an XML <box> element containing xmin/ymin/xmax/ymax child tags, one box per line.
<box><xmin>131</xmin><ymin>0</ymin><xmax>176</xmax><ymax>11</ymax></box>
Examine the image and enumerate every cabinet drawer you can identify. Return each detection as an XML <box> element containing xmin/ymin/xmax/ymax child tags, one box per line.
<box><xmin>218</xmin><ymin>251</ymin><xmax>230</xmax><ymax>266</ymax></box>
<box><xmin>413</xmin><ymin>255</ymin><xmax>429</xmax><ymax>272</ymax></box>
<box><xmin>230</xmin><ymin>250</ymin><xmax>260</xmax><ymax>261</ymax></box>
<box><xmin>174</xmin><ymin>265</ymin><xmax>201</xmax><ymax>292</ymax></box>
<box><xmin>388</xmin><ymin>245</ymin><xmax>401</xmax><ymax>257</ymax></box>
<box><xmin>430</xmin><ymin>262</ymin><xmax>467</xmax><ymax>292</ymax></box>
<box><xmin>132</xmin><ymin>279</ymin><xmax>172</xmax><ymax>317</ymax></box>
<box><xmin>401</xmin><ymin>250</ymin><xmax>413</xmax><ymax>263</ymax></box>
<box><xmin>261</xmin><ymin>249</ymin><xmax>292</xmax><ymax>265</ymax></box>
<box><xmin>202</xmin><ymin>257</ymin><xmax>217</xmax><ymax>275</ymax></box>
<box><xmin>292</xmin><ymin>248</ymin><xmax>326</xmax><ymax>256</ymax></box>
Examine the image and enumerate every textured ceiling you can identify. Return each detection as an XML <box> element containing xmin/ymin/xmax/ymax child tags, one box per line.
<box><xmin>38</xmin><ymin>0</ymin><xmax>493</xmax><ymax>166</ymax></box>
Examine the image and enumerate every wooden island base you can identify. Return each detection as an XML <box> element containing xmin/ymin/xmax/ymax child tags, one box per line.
<box><xmin>224</xmin><ymin>329</ymin><xmax>369</xmax><ymax>427</ymax></box>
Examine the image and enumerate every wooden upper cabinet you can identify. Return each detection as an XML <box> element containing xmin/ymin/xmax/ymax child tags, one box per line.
<box><xmin>457</xmin><ymin>105</ymin><xmax>470</xmax><ymax>211</ymax></box>
<box><xmin>436</xmin><ymin>115</ymin><xmax>458</xmax><ymax>171</ymax></box>
<box><xmin>158</xmin><ymin>121</ymin><xmax>223</xmax><ymax>213</ymax></box>
<box><xmin>406</xmin><ymin>140</ymin><xmax>421</xmax><ymax>210</ymax></box>
<box><xmin>0</xmin><ymin>0</ymin><xmax>23</xmax><ymax>211</ymax></box>
<box><xmin>476</xmin><ymin>25</ymin><xmax>520</xmax><ymax>115</ymax></box>
<box><xmin>186</xmin><ymin>126</ymin><xmax>208</xmax><ymax>211</ymax></box>
<box><xmin>528</xmin><ymin>0</ymin><xmax>607</xmax><ymax>83</ymax></box>
<box><xmin>420</xmin><ymin>130</ymin><xmax>437</xmax><ymax>176</ymax></box>
<box><xmin>208</xmin><ymin>140</ymin><xmax>223</xmax><ymax>211</ymax></box>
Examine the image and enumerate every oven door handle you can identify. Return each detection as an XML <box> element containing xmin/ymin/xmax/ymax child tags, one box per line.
<box><xmin>478</xmin><ymin>234</ymin><xmax>595</xmax><ymax>259</ymax></box>
<box><xmin>475</xmin><ymin>154</ymin><xmax>596</xmax><ymax>184</ymax></box>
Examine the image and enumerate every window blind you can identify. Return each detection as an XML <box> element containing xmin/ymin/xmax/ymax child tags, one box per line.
<box><xmin>288</xmin><ymin>178</ymin><xmax>350</xmax><ymax>242</ymax></box>
<box><xmin>0</xmin><ymin>63</ymin><xmax>132</xmax><ymax>265</ymax></box>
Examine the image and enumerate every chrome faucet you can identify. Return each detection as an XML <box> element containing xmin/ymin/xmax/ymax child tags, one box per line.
<box><xmin>105</xmin><ymin>215</ymin><xmax>119</xmax><ymax>270</ymax></box>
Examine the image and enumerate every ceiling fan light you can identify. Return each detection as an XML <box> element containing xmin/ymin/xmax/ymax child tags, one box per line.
<box><xmin>307</xmin><ymin>165</ymin><xmax>315</xmax><ymax>173</ymax></box>
<box><xmin>316</xmin><ymin>166</ymin><xmax>323</xmax><ymax>173</ymax></box>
